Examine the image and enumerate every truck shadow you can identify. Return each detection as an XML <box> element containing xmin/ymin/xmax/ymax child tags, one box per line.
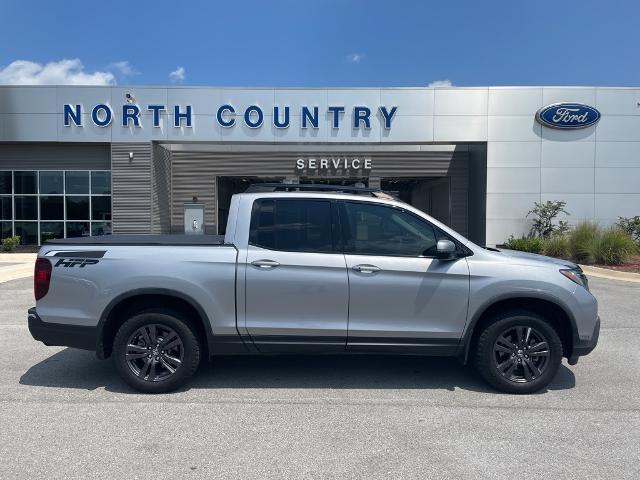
<box><xmin>19</xmin><ymin>348</ymin><xmax>576</xmax><ymax>394</ymax></box>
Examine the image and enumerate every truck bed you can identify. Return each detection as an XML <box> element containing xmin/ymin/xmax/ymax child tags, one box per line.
<box><xmin>44</xmin><ymin>234</ymin><xmax>227</xmax><ymax>246</ymax></box>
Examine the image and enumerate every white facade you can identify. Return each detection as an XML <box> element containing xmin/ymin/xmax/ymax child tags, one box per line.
<box><xmin>1</xmin><ymin>85</ymin><xmax>640</xmax><ymax>245</ymax></box>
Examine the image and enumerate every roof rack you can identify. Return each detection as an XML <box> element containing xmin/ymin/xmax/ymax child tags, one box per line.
<box><xmin>244</xmin><ymin>183</ymin><xmax>393</xmax><ymax>198</ymax></box>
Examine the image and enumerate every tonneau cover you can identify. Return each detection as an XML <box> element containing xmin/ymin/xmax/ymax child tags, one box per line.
<box><xmin>44</xmin><ymin>234</ymin><xmax>227</xmax><ymax>246</ymax></box>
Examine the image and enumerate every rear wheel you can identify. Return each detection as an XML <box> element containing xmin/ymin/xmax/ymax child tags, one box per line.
<box><xmin>113</xmin><ymin>310</ymin><xmax>200</xmax><ymax>393</ymax></box>
<box><xmin>474</xmin><ymin>311</ymin><xmax>562</xmax><ymax>394</ymax></box>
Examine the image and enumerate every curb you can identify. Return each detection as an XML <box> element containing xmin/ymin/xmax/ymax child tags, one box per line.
<box><xmin>579</xmin><ymin>264</ymin><xmax>640</xmax><ymax>284</ymax></box>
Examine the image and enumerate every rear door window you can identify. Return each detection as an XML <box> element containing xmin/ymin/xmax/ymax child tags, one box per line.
<box><xmin>249</xmin><ymin>198</ymin><xmax>335</xmax><ymax>253</ymax></box>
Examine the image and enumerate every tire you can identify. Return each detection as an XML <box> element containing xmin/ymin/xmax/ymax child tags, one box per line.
<box><xmin>113</xmin><ymin>310</ymin><xmax>201</xmax><ymax>393</ymax></box>
<box><xmin>474</xmin><ymin>310</ymin><xmax>563</xmax><ymax>394</ymax></box>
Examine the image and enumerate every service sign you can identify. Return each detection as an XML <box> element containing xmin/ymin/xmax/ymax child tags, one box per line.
<box><xmin>535</xmin><ymin>103</ymin><xmax>601</xmax><ymax>129</ymax></box>
<box><xmin>296</xmin><ymin>156</ymin><xmax>372</xmax><ymax>172</ymax></box>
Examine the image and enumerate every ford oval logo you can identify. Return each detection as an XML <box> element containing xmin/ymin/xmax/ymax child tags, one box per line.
<box><xmin>536</xmin><ymin>103</ymin><xmax>601</xmax><ymax>129</ymax></box>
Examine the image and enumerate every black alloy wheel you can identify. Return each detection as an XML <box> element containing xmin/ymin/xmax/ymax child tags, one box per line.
<box><xmin>474</xmin><ymin>311</ymin><xmax>563</xmax><ymax>394</ymax></box>
<box><xmin>493</xmin><ymin>326</ymin><xmax>550</xmax><ymax>383</ymax></box>
<box><xmin>113</xmin><ymin>310</ymin><xmax>200</xmax><ymax>393</ymax></box>
<box><xmin>125</xmin><ymin>323</ymin><xmax>185</xmax><ymax>382</ymax></box>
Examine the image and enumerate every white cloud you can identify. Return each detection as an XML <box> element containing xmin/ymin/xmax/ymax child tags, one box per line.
<box><xmin>0</xmin><ymin>59</ymin><xmax>116</xmax><ymax>85</ymax></box>
<box><xmin>108</xmin><ymin>60</ymin><xmax>139</xmax><ymax>77</ymax></box>
<box><xmin>346</xmin><ymin>53</ymin><xmax>364</xmax><ymax>63</ymax></box>
<box><xmin>427</xmin><ymin>79</ymin><xmax>453</xmax><ymax>88</ymax></box>
<box><xmin>169</xmin><ymin>66</ymin><xmax>186</xmax><ymax>83</ymax></box>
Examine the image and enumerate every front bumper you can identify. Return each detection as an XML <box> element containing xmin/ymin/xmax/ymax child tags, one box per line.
<box><xmin>28</xmin><ymin>307</ymin><xmax>96</xmax><ymax>351</ymax></box>
<box><xmin>568</xmin><ymin>316</ymin><xmax>600</xmax><ymax>365</ymax></box>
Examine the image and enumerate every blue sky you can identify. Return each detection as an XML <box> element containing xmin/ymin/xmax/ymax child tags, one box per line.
<box><xmin>0</xmin><ymin>0</ymin><xmax>638</xmax><ymax>87</ymax></box>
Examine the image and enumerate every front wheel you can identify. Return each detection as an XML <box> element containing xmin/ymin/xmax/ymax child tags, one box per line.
<box><xmin>113</xmin><ymin>310</ymin><xmax>201</xmax><ymax>393</ymax></box>
<box><xmin>474</xmin><ymin>311</ymin><xmax>563</xmax><ymax>394</ymax></box>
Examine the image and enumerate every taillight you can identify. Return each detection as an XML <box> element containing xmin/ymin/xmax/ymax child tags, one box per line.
<box><xmin>34</xmin><ymin>258</ymin><xmax>52</xmax><ymax>301</ymax></box>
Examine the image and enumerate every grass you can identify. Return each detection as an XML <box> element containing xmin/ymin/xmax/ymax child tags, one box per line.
<box><xmin>592</xmin><ymin>228</ymin><xmax>637</xmax><ymax>265</ymax></box>
<box><xmin>567</xmin><ymin>222</ymin><xmax>599</xmax><ymax>263</ymax></box>
<box><xmin>505</xmin><ymin>222</ymin><xmax>639</xmax><ymax>266</ymax></box>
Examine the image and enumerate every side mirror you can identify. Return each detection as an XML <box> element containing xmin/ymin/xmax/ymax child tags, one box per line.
<box><xmin>436</xmin><ymin>239</ymin><xmax>457</xmax><ymax>261</ymax></box>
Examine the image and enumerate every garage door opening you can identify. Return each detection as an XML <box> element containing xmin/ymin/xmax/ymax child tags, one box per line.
<box><xmin>382</xmin><ymin>177</ymin><xmax>451</xmax><ymax>227</ymax></box>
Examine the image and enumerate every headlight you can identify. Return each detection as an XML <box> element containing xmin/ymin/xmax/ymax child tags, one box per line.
<box><xmin>560</xmin><ymin>268</ymin><xmax>589</xmax><ymax>291</ymax></box>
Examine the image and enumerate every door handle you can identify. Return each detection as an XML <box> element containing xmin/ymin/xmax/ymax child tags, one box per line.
<box><xmin>251</xmin><ymin>259</ymin><xmax>280</xmax><ymax>269</ymax></box>
<box><xmin>352</xmin><ymin>264</ymin><xmax>381</xmax><ymax>273</ymax></box>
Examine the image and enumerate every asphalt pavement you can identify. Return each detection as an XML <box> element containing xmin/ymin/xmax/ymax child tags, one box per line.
<box><xmin>0</xmin><ymin>276</ymin><xmax>638</xmax><ymax>479</ymax></box>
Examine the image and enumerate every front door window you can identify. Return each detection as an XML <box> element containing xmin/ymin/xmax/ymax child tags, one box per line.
<box><xmin>342</xmin><ymin>201</ymin><xmax>439</xmax><ymax>257</ymax></box>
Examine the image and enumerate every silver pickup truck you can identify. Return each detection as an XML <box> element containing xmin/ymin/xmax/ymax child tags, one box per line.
<box><xmin>28</xmin><ymin>184</ymin><xmax>599</xmax><ymax>394</ymax></box>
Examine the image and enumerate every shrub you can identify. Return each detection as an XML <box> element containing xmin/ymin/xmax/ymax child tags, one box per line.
<box><xmin>527</xmin><ymin>200</ymin><xmax>569</xmax><ymax>238</ymax></box>
<box><xmin>508</xmin><ymin>220</ymin><xmax>637</xmax><ymax>265</ymax></box>
<box><xmin>542</xmin><ymin>234</ymin><xmax>570</xmax><ymax>258</ymax></box>
<box><xmin>592</xmin><ymin>228</ymin><xmax>637</xmax><ymax>265</ymax></box>
<box><xmin>505</xmin><ymin>235</ymin><xmax>544</xmax><ymax>254</ymax></box>
<box><xmin>568</xmin><ymin>222</ymin><xmax>599</xmax><ymax>263</ymax></box>
<box><xmin>1</xmin><ymin>235</ymin><xmax>21</xmax><ymax>252</ymax></box>
<box><xmin>616</xmin><ymin>216</ymin><xmax>640</xmax><ymax>245</ymax></box>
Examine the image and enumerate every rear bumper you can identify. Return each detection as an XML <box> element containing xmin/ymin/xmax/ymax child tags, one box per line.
<box><xmin>569</xmin><ymin>316</ymin><xmax>600</xmax><ymax>364</ymax></box>
<box><xmin>28</xmin><ymin>307</ymin><xmax>96</xmax><ymax>351</ymax></box>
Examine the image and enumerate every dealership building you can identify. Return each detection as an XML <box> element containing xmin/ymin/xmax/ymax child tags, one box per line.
<box><xmin>0</xmin><ymin>85</ymin><xmax>639</xmax><ymax>246</ymax></box>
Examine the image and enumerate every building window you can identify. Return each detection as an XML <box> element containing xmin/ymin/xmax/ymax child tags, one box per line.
<box><xmin>66</xmin><ymin>222</ymin><xmax>90</xmax><ymax>238</ymax></box>
<box><xmin>91</xmin><ymin>171</ymin><xmax>111</xmax><ymax>194</ymax></box>
<box><xmin>0</xmin><ymin>196</ymin><xmax>11</xmax><ymax>220</ymax></box>
<box><xmin>40</xmin><ymin>196</ymin><xmax>64</xmax><ymax>220</ymax></box>
<box><xmin>15</xmin><ymin>196</ymin><xmax>37</xmax><ymax>220</ymax></box>
<box><xmin>66</xmin><ymin>196</ymin><xmax>90</xmax><ymax>220</ymax></box>
<box><xmin>65</xmin><ymin>171</ymin><xmax>90</xmax><ymax>194</ymax></box>
<box><xmin>40</xmin><ymin>222</ymin><xmax>64</xmax><ymax>244</ymax></box>
<box><xmin>91</xmin><ymin>221</ymin><xmax>112</xmax><ymax>236</ymax></box>
<box><xmin>15</xmin><ymin>222</ymin><xmax>38</xmax><ymax>244</ymax></box>
<box><xmin>0</xmin><ymin>170</ymin><xmax>112</xmax><ymax>245</ymax></box>
<box><xmin>0</xmin><ymin>221</ymin><xmax>12</xmax><ymax>241</ymax></box>
<box><xmin>91</xmin><ymin>196</ymin><xmax>112</xmax><ymax>221</ymax></box>
<box><xmin>14</xmin><ymin>171</ymin><xmax>37</xmax><ymax>194</ymax></box>
<box><xmin>39</xmin><ymin>171</ymin><xmax>64</xmax><ymax>194</ymax></box>
<box><xmin>0</xmin><ymin>172</ymin><xmax>11</xmax><ymax>195</ymax></box>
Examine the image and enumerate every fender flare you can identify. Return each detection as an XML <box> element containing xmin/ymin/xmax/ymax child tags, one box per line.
<box><xmin>95</xmin><ymin>288</ymin><xmax>215</xmax><ymax>359</ymax></box>
<box><xmin>457</xmin><ymin>291</ymin><xmax>579</xmax><ymax>364</ymax></box>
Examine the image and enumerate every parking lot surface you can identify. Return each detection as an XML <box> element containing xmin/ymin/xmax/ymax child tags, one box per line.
<box><xmin>0</xmin><ymin>276</ymin><xmax>638</xmax><ymax>479</ymax></box>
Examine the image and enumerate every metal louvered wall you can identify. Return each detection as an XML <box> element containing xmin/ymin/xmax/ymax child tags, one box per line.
<box><xmin>111</xmin><ymin>143</ymin><xmax>152</xmax><ymax>234</ymax></box>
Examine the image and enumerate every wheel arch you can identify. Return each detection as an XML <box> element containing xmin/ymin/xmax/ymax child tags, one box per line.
<box><xmin>96</xmin><ymin>288</ymin><xmax>214</xmax><ymax>359</ymax></box>
<box><xmin>458</xmin><ymin>295</ymin><xmax>577</xmax><ymax>364</ymax></box>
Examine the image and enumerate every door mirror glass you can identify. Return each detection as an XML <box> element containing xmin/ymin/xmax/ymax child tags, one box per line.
<box><xmin>436</xmin><ymin>239</ymin><xmax>457</xmax><ymax>260</ymax></box>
